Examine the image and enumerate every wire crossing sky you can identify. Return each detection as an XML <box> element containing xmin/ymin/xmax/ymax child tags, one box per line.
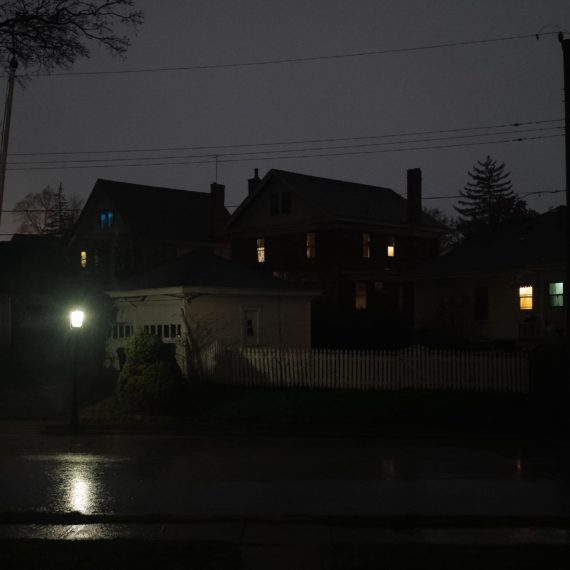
<box><xmin>0</xmin><ymin>0</ymin><xmax>568</xmax><ymax>239</ymax></box>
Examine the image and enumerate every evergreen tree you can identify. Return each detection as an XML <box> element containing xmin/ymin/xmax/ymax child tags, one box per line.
<box><xmin>454</xmin><ymin>156</ymin><xmax>533</xmax><ymax>234</ymax></box>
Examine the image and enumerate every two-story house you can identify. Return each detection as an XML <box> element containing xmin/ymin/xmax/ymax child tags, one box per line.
<box><xmin>227</xmin><ymin>168</ymin><xmax>446</xmax><ymax>347</ymax></box>
<box><xmin>413</xmin><ymin>206</ymin><xmax>567</xmax><ymax>345</ymax></box>
<box><xmin>68</xmin><ymin>179</ymin><xmax>230</xmax><ymax>286</ymax></box>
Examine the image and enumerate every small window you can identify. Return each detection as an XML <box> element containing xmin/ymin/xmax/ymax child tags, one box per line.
<box><xmin>80</xmin><ymin>250</ymin><xmax>87</xmax><ymax>268</ymax></box>
<box><xmin>99</xmin><ymin>209</ymin><xmax>115</xmax><ymax>229</ymax></box>
<box><xmin>156</xmin><ymin>324</ymin><xmax>163</xmax><ymax>337</ymax></box>
<box><xmin>387</xmin><ymin>237</ymin><xmax>395</xmax><ymax>258</ymax></box>
<box><xmin>362</xmin><ymin>233</ymin><xmax>371</xmax><ymax>259</ymax></box>
<box><xmin>256</xmin><ymin>238</ymin><xmax>266</xmax><ymax>263</ymax></box>
<box><xmin>119</xmin><ymin>325</ymin><xmax>124</xmax><ymax>339</ymax></box>
<box><xmin>549</xmin><ymin>282</ymin><xmax>564</xmax><ymax>307</ymax></box>
<box><xmin>150</xmin><ymin>324</ymin><xmax>156</xmax><ymax>335</ymax></box>
<box><xmin>270</xmin><ymin>194</ymin><xmax>280</xmax><ymax>216</ymax></box>
<box><xmin>143</xmin><ymin>325</ymin><xmax>149</xmax><ymax>333</ymax></box>
<box><xmin>306</xmin><ymin>232</ymin><xmax>316</xmax><ymax>259</ymax></box>
<box><xmin>170</xmin><ymin>324</ymin><xmax>177</xmax><ymax>337</ymax></box>
<box><xmin>355</xmin><ymin>282</ymin><xmax>367</xmax><ymax>310</ymax></box>
<box><xmin>519</xmin><ymin>285</ymin><xmax>533</xmax><ymax>310</ymax></box>
<box><xmin>177</xmin><ymin>324</ymin><xmax>182</xmax><ymax>336</ymax></box>
<box><xmin>281</xmin><ymin>192</ymin><xmax>292</xmax><ymax>214</ymax></box>
<box><xmin>164</xmin><ymin>325</ymin><xmax>170</xmax><ymax>338</ymax></box>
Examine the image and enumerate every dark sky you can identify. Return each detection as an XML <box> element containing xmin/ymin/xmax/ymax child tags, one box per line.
<box><xmin>1</xmin><ymin>0</ymin><xmax>568</xmax><ymax>239</ymax></box>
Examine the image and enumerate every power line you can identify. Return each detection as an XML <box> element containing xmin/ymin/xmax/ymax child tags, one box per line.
<box><xmin>6</xmin><ymin>133</ymin><xmax>564</xmax><ymax>172</ymax></box>
<box><xmin>7</xmin><ymin>126</ymin><xmax>564</xmax><ymax>167</ymax></box>
<box><xmin>7</xmin><ymin>32</ymin><xmax>558</xmax><ymax>78</ymax></box>
<box><xmin>7</xmin><ymin>118</ymin><xmax>564</xmax><ymax>158</ymax></box>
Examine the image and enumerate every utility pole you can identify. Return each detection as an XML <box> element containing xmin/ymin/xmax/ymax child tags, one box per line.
<box><xmin>559</xmin><ymin>34</ymin><xmax>570</xmax><ymax>341</ymax></box>
<box><xmin>0</xmin><ymin>57</ymin><xmax>18</xmax><ymax>228</ymax></box>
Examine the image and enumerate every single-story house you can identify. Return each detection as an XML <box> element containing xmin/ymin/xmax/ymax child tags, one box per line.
<box><xmin>106</xmin><ymin>251</ymin><xmax>319</xmax><ymax>374</ymax></box>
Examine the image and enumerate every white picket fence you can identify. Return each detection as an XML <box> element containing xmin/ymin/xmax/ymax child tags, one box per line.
<box><xmin>196</xmin><ymin>344</ymin><xmax>530</xmax><ymax>393</ymax></box>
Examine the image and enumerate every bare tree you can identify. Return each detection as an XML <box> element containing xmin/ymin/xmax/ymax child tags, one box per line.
<box><xmin>0</xmin><ymin>0</ymin><xmax>143</xmax><ymax>72</ymax></box>
<box><xmin>0</xmin><ymin>1</ymin><xmax>143</xmax><ymax>226</ymax></box>
<box><xmin>13</xmin><ymin>183</ymin><xmax>83</xmax><ymax>238</ymax></box>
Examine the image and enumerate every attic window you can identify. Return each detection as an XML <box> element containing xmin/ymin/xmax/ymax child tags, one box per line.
<box><xmin>256</xmin><ymin>238</ymin><xmax>266</xmax><ymax>263</ymax></box>
<box><xmin>270</xmin><ymin>192</ymin><xmax>292</xmax><ymax>216</ymax></box>
<box><xmin>519</xmin><ymin>285</ymin><xmax>533</xmax><ymax>310</ymax></box>
<box><xmin>99</xmin><ymin>209</ymin><xmax>114</xmax><ymax>229</ymax></box>
<box><xmin>549</xmin><ymin>282</ymin><xmax>564</xmax><ymax>307</ymax></box>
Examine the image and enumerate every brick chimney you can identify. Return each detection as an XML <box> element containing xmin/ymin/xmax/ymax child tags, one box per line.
<box><xmin>407</xmin><ymin>168</ymin><xmax>422</xmax><ymax>225</ymax></box>
<box><xmin>210</xmin><ymin>182</ymin><xmax>225</xmax><ymax>236</ymax></box>
<box><xmin>248</xmin><ymin>168</ymin><xmax>261</xmax><ymax>196</ymax></box>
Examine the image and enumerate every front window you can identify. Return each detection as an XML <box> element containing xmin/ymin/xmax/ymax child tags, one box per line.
<box><xmin>549</xmin><ymin>282</ymin><xmax>564</xmax><ymax>307</ymax></box>
<box><xmin>362</xmin><ymin>233</ymin><xmax>371</xmax><ymax>258</ymax></box>
<box><xmin>519</xmin><ymin>285</ymin><xmax>533</xmax><ymax>310</ymax></box>
<box><xmin>80</xmin><ymin>250</ymin><xmax>87</xmax><ymax>268</ymax></box>
<box><xmin>387</xmin><ymin>236</ymin><xmax>395</xmax><ymax>258</ymax></box>
<box><xmin>256</xmin><ymin>238</ymin><xmax>265</xmax><ymax>263</ymax></box>
<box><xmin>306</xmin><ymin>232</ymin><xmax>316</xmax><ymax>259</ymax></box>
<box><xmin>355</xmin><ymin>282</ymin><xmax>367</xmax><ymax>309</ymax></box>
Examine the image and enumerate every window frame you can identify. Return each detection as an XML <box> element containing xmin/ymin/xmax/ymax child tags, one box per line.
<box><xmin>519</xmin><ymin>285</ymin><xmax>533</xmax><ymax>311</ymax></box>
<box><xmin>256</xmin><ymin>238</ymin><xmax>266</xmax><ymax>263</ymax></box>
<box><xmin>355</xmin><ymin>282</ymin><xmax>367</xmax><ymax>310</ymax></box>
<box><xmin>362</xmin><ymin>232</ymin><xmax>371</xmax><ymax>259</ymax></box>
<box><xmin>548</xmin><ymin>281</ymin><xmax>564</xmax><ymax>308</ymax></box>
<box><xmin>306</xmin><ymin>232</ymin><xmax>316</xmax><ymax>259</ymax></box>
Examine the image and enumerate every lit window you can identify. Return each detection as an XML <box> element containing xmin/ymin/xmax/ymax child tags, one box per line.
<box><xmin>549</xmin><ymin>282</ymin><xmax>564</xmax><ymax>307</ymax></box>
<box><xmin>355</xmin><ymin>282</ymin><xmax>367</xmax><ymax>309</ymax></box>
<box><xmin>387</xmin><ymin>237</ymin><xmax>395</xmax><ymax>257</ymax></box>
<box><xmin>362</xmin><ymin>233</ymin><xmax>371</xmax><ymax>258</ymax></box>
<box><xmin>99</xmin><ymin>209</ymin><xmax>115</xmax><ymax>229</ymax></box>
<box><xmin>306</xmin><ymin>232</ymin><xmax>316</xmax><ymax>259</ymax></box>
<box><xmin>80</xmin><ymin>250</ymin><xmax>87</xmax><ymax>268</ymax></box>
<box><xmin>256</xmin><ymin>238</ymin><xmax>265</xmax><ymax>263</ymax></box>
<box><xmin>519</xmin><ymin>285</ymin><xmax>533</xmax><ymax>310</ymax></box>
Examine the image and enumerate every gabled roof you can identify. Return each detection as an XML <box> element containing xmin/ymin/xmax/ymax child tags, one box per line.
<box><xmin>111</xmin><ymin>251</ymin><xmax>317</xmax><ymax>294</ymax></box>
<box><xmin>71</xmin><ymin>179</ymin><xmax>230</xmax><ymax>243</ymax></box>
<box><xmin>229</xmin><ymin>169</ymin><xmax>445</xmax><ymax>229</ymax></box>
<box><xmin>417</xmin><ymin>207</ymin><xmax>566</xmax><ymax>277</ymax></box>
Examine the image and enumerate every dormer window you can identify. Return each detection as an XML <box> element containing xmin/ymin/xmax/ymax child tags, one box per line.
<box><xmin>99</xmin><ymin>209</ymin><xmax>115</xmax><ymax>229</ymax></box>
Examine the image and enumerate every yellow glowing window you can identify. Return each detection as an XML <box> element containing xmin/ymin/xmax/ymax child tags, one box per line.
<box><xmin>80</xmin><ymin>250</ymin><xmax>87</xmax><ymax>268</ymax></box>
<box><xmin>362</xmin><ymin>233</ymin><xmax>371</xmax><ymax>258</ymax></box>
<box><xmin>387</xmin><ymin>237</ymin><xmax>395</xmax><ymax>257</ymax></box>
<box><xmin>519</xmin><ymin>286</ymin><xmax>533</xmax><ymax>310</ymax></box>
<box><xmin>256</xmin><ymin>238</ymin><xmax>265</xmax><ymax>263</ymax></box>
<box><xmin>355</xmin><ymin>282</ymin><xmax>367</xmax><ymax>310</ymax></box>
<box><xmin>306</xmin><ymin>232</ymin><xmax>316</xmax><ymax>259</ymax></box>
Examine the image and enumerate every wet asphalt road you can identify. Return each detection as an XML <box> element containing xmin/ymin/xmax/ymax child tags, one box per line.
<box><xmin>1</xmin><ymin>429</ymin><xmax>570</xmax><ymax>519</ymax></box>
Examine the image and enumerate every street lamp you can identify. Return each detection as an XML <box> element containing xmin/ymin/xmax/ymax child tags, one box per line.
<box><xmin>69</xmin><ymin>309</ymin><xmax>85</xmax><ymax>428</ymax></box>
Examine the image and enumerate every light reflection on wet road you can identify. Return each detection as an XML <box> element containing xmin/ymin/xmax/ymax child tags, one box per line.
<box><xmin>0</xmin><ymin>433</ymin><xmax>569</xmax><ymax>518</ymax></box>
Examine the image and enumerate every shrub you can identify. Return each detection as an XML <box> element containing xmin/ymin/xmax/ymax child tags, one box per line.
<box><xmin>117</xmin><ymin>333</ymin><xmax>184</xmax><ymax>412</ymax></box>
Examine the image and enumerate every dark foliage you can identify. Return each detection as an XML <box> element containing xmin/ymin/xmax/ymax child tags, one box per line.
<box><xmin>117</xmin><ymin>333</ymin><xmax>184</xmax><ymax>412</ymax></box>
<box><xmin>0</xmin><ymin>0</ymin><xmax>143</xmax><ymax>72</ymax></box>
<box><xmin>455</xmin><ymin>156</ymin><xmax>536</xmax><ymax>235</ymax></box>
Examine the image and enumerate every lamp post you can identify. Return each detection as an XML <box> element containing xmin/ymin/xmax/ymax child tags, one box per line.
<box><xmin>69</xmin><ymin>309</ymin><xmax>85</xmax><ymax>429</ymax></box>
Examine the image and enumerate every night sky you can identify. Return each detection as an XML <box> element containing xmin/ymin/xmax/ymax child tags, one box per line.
<box><xmin>1</xmin><ymin>0</ymin><xmax>568</xmax><ymax>239</ymax></box>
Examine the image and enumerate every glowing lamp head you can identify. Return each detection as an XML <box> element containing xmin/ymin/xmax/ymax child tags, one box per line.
<box><xmin>70</xmin><ymin>309</ymin><xmax>85</xmax><ymax>329</ymax></box>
